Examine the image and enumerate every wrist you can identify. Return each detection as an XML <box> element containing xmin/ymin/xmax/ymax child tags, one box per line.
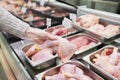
<box><xmin>25</xmin><ymin>27</ymin><xmax>46</xmax><ymax>38</ymax></box>
<box><xmin>25</xmin><ymin>27</ymin><xmax>36</xmax><ymax>38</ymax></box>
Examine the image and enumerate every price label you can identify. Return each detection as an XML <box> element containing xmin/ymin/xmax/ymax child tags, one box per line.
<box><xmin>62</xmin><ymin>17</ymin><xmax>73</xmax><ymax>29</ymax></box>
<box><xmin>40</xmin><ymin>0</ymin><xmax>45</xmax><ymax>7</ymax></box>
<box><xmin>32</xmin><ymin>3</ymin><xmax>37</xmax><ymax>8</ymax></box>
<box><xmin>21</xmin><ymin>7</ymin><xmax>27</xmax><ymax>14</ymax></box>
<box><xmin>69</xmin><ymin>13</ymin><xmax>77</xmax><ymax>22</ymax></box>
<box><xmin>29</xmin><ymin>14</ymin><xmax>33</xmax><ymax>21</ymax></box>
<box><xmin>46</xmin><ymin>18</ymin><xmax>51</xmax><ymax>28</ymax></box>
<box><xmin>28</xmin><ymin>1</ymin><xmax>32</xmax><ymax>7</ymax></box>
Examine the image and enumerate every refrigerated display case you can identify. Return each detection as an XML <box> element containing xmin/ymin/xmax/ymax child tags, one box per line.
<box><xmin>0</xmin><ymin>32</ymin><xmax>32</xmax><ymax>80</ymax></box>
<box><xmin>0</xmin><ymin>0</ymin><xmax>120</xmax><ymax>80</ymax></box>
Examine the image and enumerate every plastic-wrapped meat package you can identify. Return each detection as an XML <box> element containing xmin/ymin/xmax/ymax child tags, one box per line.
<box><xmin>76</xmin><ymin>14</ymin><xmax>100</xmax><ymax>28</ymax></box>
<box><xmin>45</xmin><ymin>64</ymin><xmax>93</xmax><ymax>80</ymax></box>
<box><xmin>91</xmin><ymin>47</ymin><xmax>120</xmax><ymax>80</ymax></box>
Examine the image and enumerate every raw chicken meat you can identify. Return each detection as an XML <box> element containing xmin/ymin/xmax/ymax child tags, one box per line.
<box><xmin>70</xmin><ymin>36</ymin><xmax>97</xmax><ymax>51</ymax></box>
<box><xmin>31</xmin><ymin>48</ymin><xmax>54</xmax><ymax>61</ymax></box>
<box><xmin>26</xmin><ymin>44</ymin><xmax>39</xmax><ymax>57</ymax></box>
<box><xmin>100</xmin><ymin>48</ymin><xmax>112</xmax><ymax>56</ymax></box>
<box><xmin>65</xmin><ymin>73</ymin><xmax>93</xmax><ymax>80</ymax></box>
<box><xmin>38</xmin><ymin>37</ymin><xmax>77</xmax><ymax>62</ymax></box>
<box><xmin>81</xmin><ymin>75</ymin><xmax>93</xmax><ymax>80</ymax></box>
<box><xmin>103</xmin><ymin>24</ymin><xmax>120</xmax><ymax>37</ymax></box>
<box><xmin>52</xmin><ymin>10</ymin><xmax>69</xmax><ymax>17</ymax></box>
<box><xmin>23</xmin><ymin>11</ymin><xmax>43</xmax><ymax>22</ymax></box>
<box><xmin>88</xmin><ymin>24</ymin><xmax>120</xmax><ymax>37</ymax></box>
<box><xmin>70</xmin><ymin>36</ymin><xmax>90</xmax><ymax>49</ymax></box>
<box><xmin>51</xmin><ymin>27</ymin><xmax>68</xmax><ymax>36</ymax></box>
<box><xmin>45</xmin><ymin>8</ymin><xmax>69</xmax><ymax>17</ymax></box>
<box><xmin>88</xmin><ymin>24</ymin><xmax>105</xmax><ymax>33</ymax></box>
<box><xmin>109</xmin><ymin>47</ymin><xmax>119</xmax><ymax>65</ymax></box>
<box><xmin>93</xmin><ymin>47</ymin><xmax>120</xmax><ymax>80</ymax></box>
<box><xmin>76</xmin><ymin>14</ymin><xmax>99</xmax><ymax>28</ymax></box>
<box><xmin>57</xmin><ymin>37</ymin><xmax>77</xmax><ymax>62</ymax></box>
<box><xmin>25</xmin><ymin>36</ymin><xmax>77</xmax><ymax>62</ymax></box>
<box><xmin>62</xmin><ymin>64</ymin><xmax>93</xmax><ymax>80</ymax></box>
<box><xmin>79</xmin><ymin>42</ymin><xmax>96</xmax><ymax>50</ymax></box>
<box><xmin>34</xmin><ymin>16</ymin><xmax>41</xmax><ymax>20</ymax></box>
<box><xmin>35</xmin><ymin>6</ymin><xmax>51</xmax><ymax>11</ymax></box>
<box><xmin>0</xmin><ymin>0</ymin><xmax>25</xmax><ymax>12</ymax></box>
<box><xmin>24</xmin><ymin>16</ymin><xmax>41</xmax><ymax>22</ymax></box>
<box><xmin>45</xmin><ymin>64</ymin><xmax>93</xmax><ymax>80</ymax></box>
<box><xmin>46</xmin><ymin>25</ymin><xmax>75</xmax><ymax>36</ymax></box>
<box><xmin>60</xmin><ymin>64</ymin><xmax>76</xmax><ymax>74</ymax></box>
<box><xmin>60</xmin><ymin>64</ymin><xmax>83</xmax><ymax>75</ymax></box>
<box><xmin>25</xmin><ymin>41</ymin><xmax>56</xmax><ymax>61</ymax></box>
<box><xmin>112</xmin><ymin>66</ymin><xmax>120</xmax><ymax>80</ymax></box>
<box><xmin>95</xmin><ymin>55</ymin><xmax>115</xmax><ymax>74</ymax></box>
<box><xmin>76</xmin><ymin>14</ymin><xmax>120</xmax><ymax>38</ymax></box>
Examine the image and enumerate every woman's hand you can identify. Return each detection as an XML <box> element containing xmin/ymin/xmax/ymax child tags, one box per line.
<box><xmin>25</xmin><ymin>27</ymin><xmax>57</xmax><ymax>44</ymax></box>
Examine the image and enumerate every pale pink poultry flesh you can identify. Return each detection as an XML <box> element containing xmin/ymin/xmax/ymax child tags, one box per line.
<box><xmin>88</xmin><ymin>24</ymin><xmax>120</xmax><ymax>37</ymax></box>
<box><xmin>35</xmin><ymin>6</ymin><xmax>51</xmax><ymax>11</ymax></box>
<box><xmin>93</xmin><ymin>47</ymin><xmax>120</xmax><ymax>80</ymax></box>
<box><xmin>25</xmin><ymin>37</ymin><xmax>77</xmax><ymax>63</ymax></box>
<box><xmin>69</xmin><ymin>36</ymin><xmax>96</xmax><ymax>51</ymax></box>
<box><xmin>45</xmin><ymin>64</ymin><xmax>93</xmax><ymax>80</ymax></box>
<box><xmin>31</xmin><ymin>48</ymin><xmax>54</xmax><ymax>62</ymax></box>
<box><xmin>51</xmin><ymin>27</ymin><xmax>68</xmax><ymax>36</ymax></box>
<box><xmin>57</xmin><ymin>37</ymin><xmax>77</xmax><ymax>62</ymax></box>
<box><xmin>76</xmin><ymin>14</ymin><xmax>99</xmax><ymax>28</ymax></box>
<box><xmin>76</xmin><ymin>14</ymin><xmax>120</xmax><ymax>37</ymax></box>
